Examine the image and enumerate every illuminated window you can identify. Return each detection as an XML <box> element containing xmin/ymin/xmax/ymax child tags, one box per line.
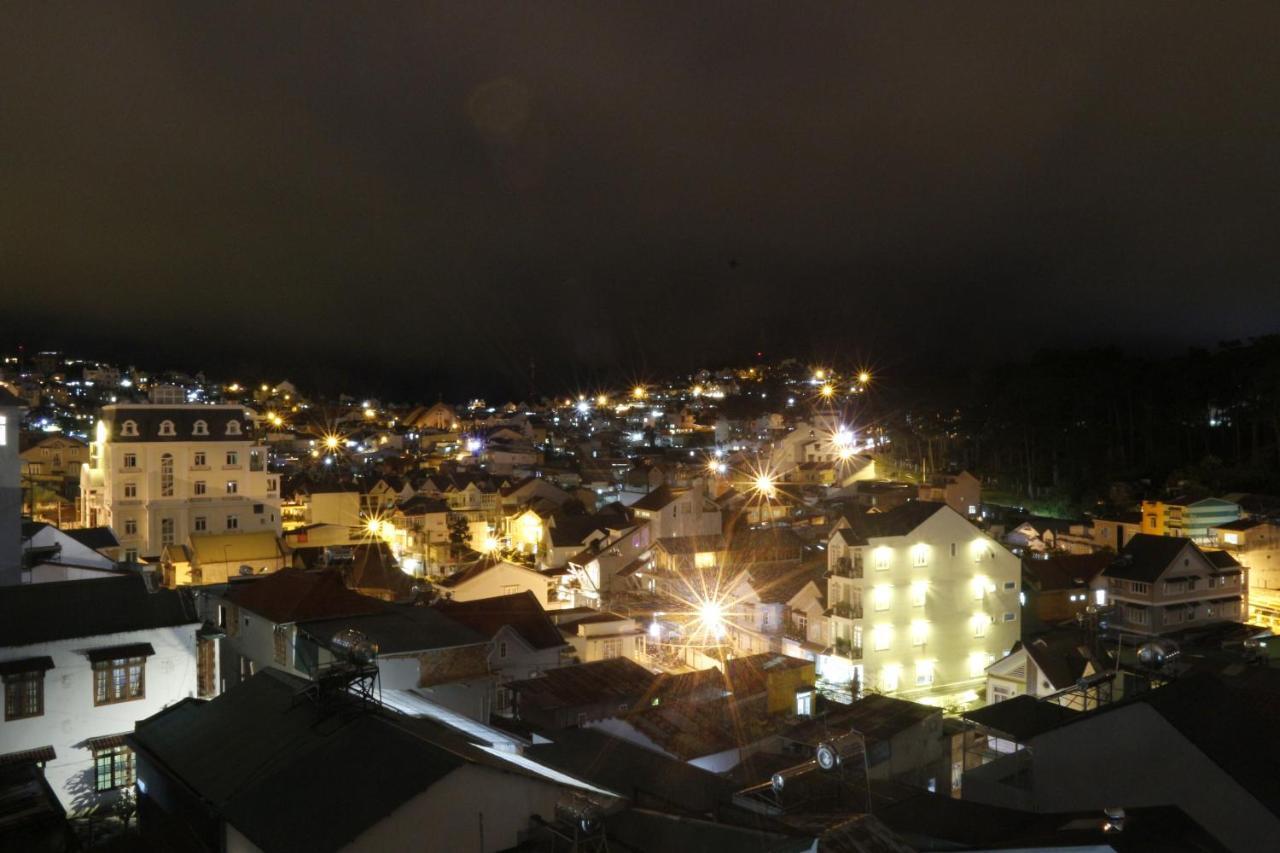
<box><xmin>194</xmin><ymin>480</ymin><xmax>206</xmax><ymax>495</ymax></box>
<box><xmin>874</xmin><ymin>625</ymin><xmax>892</xmax><ymax>651</ymax></box>
<box><xmin>972</xmin><ymin>577</ymin><xmax>987</xmax><ymax>601</ymax></box>
<box><xmin>194</xmin><ymin>451</ymin><xmax>206</xmax><ymax>467</ymax></box>
<box><xmin>912</xmin><ymin>545</ymin><xmax>928</xmax><ymax>567</ymax></box>
<box><xmin>973</xmin><ymin>614</ymin><xmax>990</xmax><ymax>638</ymax></box>
<box><xmin>910</xmin><ymin>620</ymin><xmax>928</xmax><ymax>647</ymax></box>
<box><xmin>911</xmin><ymin>582</ymin><xmax>927</xmax><ymax>607</ymax></box>
<box><xmin>160</xmin><ymin>518</ymin><xmax>174</xmax><ymax>546</ymax></box>
<box><xmin>852</xmin><ymin>625</ymin><xmax>863</xmax><ymax>649</ymax></box>
<box><xmin>123</xmin><ymin>482</ymin><xmax>137</xmax><ymax>499</ymax></box>
<box><xmin>874</xmin><ymin>547</ymin><xmax>890</xmax><ymax>570</ymax></box>
<box><xmin>969</xmin><ymin>652</ymin><xmax>991</xmax><ymax>678</ymax></box>
<box><xmin>1095</xmin><ymin>589</ymin><xmax>1107</xmax><ymax>606</ymax></box>
<box><xmin>1224</xmin><ymin>532</ymin><xmax>1239</xmax><ymax>545</ymax></box>
<box><xmin>873</xmin><ymin>586</ymin><xmax>892</xmax><ymax>611</ymax></box>
<box><xmin>915</xmin><ymin>660</ymin><xmax>934</xmax><ymax>686</ymax></box>
<box><xmin>226</xmin><ymin>480</ymin><xmax>238</xmax><ymax>495</ymax></box>
<box><xmin>123</xmin><ymin>452</ymin><xmax>137</xmax><ymax>468</ymax></box>
<box><xmin>881</xmin><ymin>665</ymin><xmax>900</xmax><ymax>692</ymax></box>
<box><xmin>123</xmin><ymin>519</ymin><xmax>137</xmax><ymax>536</ymax></box>
<box><xmin>158</xmin><ymin>420</ymin><xmax>175</xmax><ymax>437</ymax></box>
<box><xmin>695</xmin><ymin>552</ymin><xmax>715</xmax><ymax>569</ymax></box>
<box><xmin>160</xmin><ymin>453</ymin><xmax>174</xmax><ymax>497</ymax></box>
<box><xmin>93</xmin><ymin>744</ymin><xmax>134</xmax><ymax>792</ymax></box>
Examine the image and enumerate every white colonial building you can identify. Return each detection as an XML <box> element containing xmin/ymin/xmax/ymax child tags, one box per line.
<box><xmin>824</xmin><ymin>501</ymin><xmax>1021</xmax><ymax>702</ymax></box>
<box><xmin>0</xmin><ymin>575</ymin><xmax>204</xmax><ymax>814</ymax></box>
<box><xmin>80</xmin><ymin>404</ymin><xmax>281</xmax><ymax>561</ymax></box>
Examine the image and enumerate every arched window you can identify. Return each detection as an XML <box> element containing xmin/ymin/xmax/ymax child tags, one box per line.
<box><xmin>120</xmin><ymin>420</ymin><xmax>139</xmax><ymax>437</ymax></box>
<box><xmin>192</xmin><ymin>420</ymin><xmax>209</xmax><ymax>436</ymax></box>
<box><xmin>158</xmin><ymin>420</ymin><xmax>176</xmax><ymax>437</ymax></box>
<box><xmin>225</xmin><ymin>420</ymin><xmax>243</xmax><ymax>436</ymax></box>
<box><xmin>160</xmin><ymin>453</ymin><xmax>174</xmax><ymax>497</ymax></box>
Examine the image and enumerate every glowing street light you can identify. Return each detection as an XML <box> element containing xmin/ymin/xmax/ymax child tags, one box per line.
<box><xmin>858</xmin><ymin>370</ymin><xmax>871</xmax><ymax>384</ymax></box>
<box><xmin>820</xmin><ymin>383</ymin><xmax>835</xmax><ymax>399</ymax></box>
<box><xmin>698</xmin><ymin>600</ymin><xmax>726</xmax><ymax>640</ymax></box>
<box><xmin>753</xmin><ymin>472</ymin><xmax>777</xmax><ymax>498</ymax></box>
<box><xmin>632</xmin><ymin>385</ymin><xmax>647</xmax><ymax>400</ymax></box>
<box><xmin>323</xmin><ymin>434</ymin><xmax>341</xmax><ymax>451</ymax></box>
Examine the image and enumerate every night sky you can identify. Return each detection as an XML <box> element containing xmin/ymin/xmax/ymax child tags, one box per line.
<box><xmin>4</xmin><ymin>4</ymin><xmax>1280</xmax><ymax>398</ymax></box>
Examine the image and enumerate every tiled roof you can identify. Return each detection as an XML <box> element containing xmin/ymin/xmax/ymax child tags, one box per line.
<box><xmin>506</xmin><ymin>658</ymin><xmax>656</xmax><ymax>712</ymax></box>
<box><xmin>224</xmin><ymin>568</ymin><xmax>385</xmax><ymax>624</ymax></box>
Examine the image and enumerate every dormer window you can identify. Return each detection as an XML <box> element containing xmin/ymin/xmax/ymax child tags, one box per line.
<box><xmin>158</xmin><ymin>420</ymin><xmax>176</xmax><ymax>437</ymax></box>
<box><xmin>225</xmin><ymin>421</ymin><xmax>243</xmax><ymax>436</ymax></box>
<box><xmin>193</xmin><ymin>420</ymin><xmax>209</xmax><ymax>436</ymax></box>
<box><xmin>120</xmin><ymin>420</ymin><xmax>139</xmax><ymax>437</ymax></box>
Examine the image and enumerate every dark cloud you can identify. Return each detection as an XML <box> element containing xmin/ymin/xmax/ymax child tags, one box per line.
<box><xmin>2</xmin><ymin>3</ymin><xmax>1279</xmax><ymax>397</ymax></box>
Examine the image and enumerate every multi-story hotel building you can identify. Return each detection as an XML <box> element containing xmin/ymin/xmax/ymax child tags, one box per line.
<box><xmin>824</xmin><ymin>501</ymin><xmax>1021</xmax><ymax>701</ymax></box>
<box><xmin>80</xmin><ymin>404</ymin><xmax>280</xmax><ymax>561</ymax></box>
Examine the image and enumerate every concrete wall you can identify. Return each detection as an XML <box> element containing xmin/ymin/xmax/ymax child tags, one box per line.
<box><xmin>0</xmin><ymin>403</ymin><xmax>21</xmax><ymax>585</ymax></box>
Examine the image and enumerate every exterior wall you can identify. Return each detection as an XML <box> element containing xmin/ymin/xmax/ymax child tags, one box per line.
<box><xmin>23</xmin><ymin>525</ymin><xmax>116</xmax><ymax>573</ymax></box>
<box><xmin>339</xmin><ymin>764</ymin><xmax>573</xmax><ymax>853</ymax></box>
<box><xmin>445</xmin><ymin>563</ymin><xmax>553</xmax><ymax>608</ymax></box>
<box><xmin>827</xmin><ymin>509</ymin><xmax>1021</xmax><ymax>700</ymax></box>
<box><xmin>0</xmin><ymin>624</ymin><xmax>200</xmax><ymax>814</ymax></box>
<box><xmin>308</xmin><ymin>492</ymin><xmax>362</xmax><ymax>527</ymax></box>
<box><xmin>965</xmin><ymin>703</ymin><xmax>1280</xmax><ymax>853</ymax></box>
<box><xmin>81</xmin><ymin>405</ymin><xmax>280</xmax><ymax>559</ymax></box>
<box><xmin>1103</xmin><ymin>543</ymin><xmax>1245</xmax><ymax>635</ymax></box>
<box><xmin>0</xmin><ymin>402</ymin><xmax>21</xmax><ymax>585</ymax></box>
<box><xmin>1090</xmin><ymin>518</ymin><xmax>1140</xmax><ymax>552</ymax></box>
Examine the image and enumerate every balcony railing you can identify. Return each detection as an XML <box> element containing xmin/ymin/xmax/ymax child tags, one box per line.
<box><xmin>831</xmin><ymin>601</ymin><xmax>862</xmax><ymax>619</ymax></box>
<box><xmin>833</xmin><ymin>638</ymin><xmax>863</xmax><ymax>660</ymax></box>
<box><xmin>827</xmin><ymin>556</ymin><xmax>863</xmax><ymax>579</ymax></box>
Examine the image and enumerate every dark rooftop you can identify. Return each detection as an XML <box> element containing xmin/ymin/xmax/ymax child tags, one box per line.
<box><xmin>432</xmin><ymin>591</ymin><xmax>567</xmax><ymax>650</ymax></box>
<box><xmin>223</xmin><ymin>568</ymin><xmax>386</xmax><ymax>624</ymax></box>
<box><xmin>0</xmin><ymin>575</ymin><xmax>197</xmax><ymax>647</ymax></box>
<box><xmin>963</xmin><ymin>694</ymin><xmax>1080</xmax><ymax>741</ymax></box>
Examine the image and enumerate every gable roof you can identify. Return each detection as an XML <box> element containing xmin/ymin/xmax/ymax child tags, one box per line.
<box><xmin>189</xmin><ymin>531</ymin><xmax>285</xmax><ymax>564</ymax></box>
<box><xmin>1103</xmin><ymin>534</ymin><xmax>1198</xmax><ymax>582</ymax></box>
<box><xmin>435</xmin><ymin>558</ymin><xmax>546</xmax><ymax>589</ymax></box>
<box><xmin>746</xmin><ymin>560</ymin><xmax>825</xmax><ymax>604</ymax></box>
<box><xmin>836</xmin><ymin>501</ymin><xmax>950</xmax><ymax>545</ymax></box>
<box><xmin>433</xmin><ymin>592</ymin><xmax>567</xmax><ymax>650</ymax></box>
<box><xmin>1024</xmin><ymin>552</ymin><xmax>1112</xmax><ymax>591</ymax></box>
<box><xmin>963</xmin><ymin>694</ymin><xmax>1080</xmax><ymax>740</ymax></box>
<box><xmin>0</xmin><ymin>575</ymin><xmax>198</xmax><ymax>647</ymax></box>
<box><xmin>64</xmin><ymin>526</ymin><xmax>120</xmax><ymax>551</ymax></box>
<box><xmin>224</xmin><ymin>568</ymin><xmax>385</xmax><ymax>624</ymax></box>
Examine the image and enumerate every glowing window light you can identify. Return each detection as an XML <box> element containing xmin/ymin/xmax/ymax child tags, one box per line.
<box><xmin>873</xmin><ymin>585</ymin><xmax>892</xmax><ymax>611</ymax></box>
<box><xmin>910</xmin><ymin>620</ymin><xmax>928</xmax><ymax>647</ymax></box>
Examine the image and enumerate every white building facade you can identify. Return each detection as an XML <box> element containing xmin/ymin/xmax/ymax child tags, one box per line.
<box><xmin>825</xmin><ymin>503</ymin><xmax>1021</xmax><ymax>702</ymax></box>
<box><xmin>0</xmin><ymin>576</ymin><xmax>203</xmax><ymax>814</ymax></box>
<box><xmin>80</xmin><ymin>404</ymin><xmax>281</xmax><ymax>561</ymax></box>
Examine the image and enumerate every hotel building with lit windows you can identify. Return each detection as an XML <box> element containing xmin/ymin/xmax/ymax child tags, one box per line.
<box><xmin>80</xmin><ymin>404</ymin><xmax>281</xmax><ymax>562</ymax></box>
<box><xmin>823</xmin><ymin>501</ymin><xmax>1021</xmax><ymax>702</ymax></box>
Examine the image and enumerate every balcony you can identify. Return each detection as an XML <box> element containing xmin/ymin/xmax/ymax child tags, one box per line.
<box><xmin>830</xmin><ymin>601</ymin><xmax>862</xmax><ymax>620</ymax></box>
<box><xmin>827</xmin><ymin>556</ymin><xmax>863</xmax><ymax>579</ymax></box>
<box><xmin>833</xmin><ymin>638</ymin><xmax>863</xmax><ymax>660</ymax></box>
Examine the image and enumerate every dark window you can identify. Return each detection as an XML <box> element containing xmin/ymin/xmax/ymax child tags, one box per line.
<box><xmin>94</xmin><ymin>745</ymin><xmax>135</xmax><ymax>791</ymax></box>
<box><xmin>3</xmin><ymin>672</ymin><xmax>44</xmax><ymax>720</ymax></box>
<box><xmin>93</xmin><ymin>657</ymin><xmax>146</xmax><ymax>705</ymax></box>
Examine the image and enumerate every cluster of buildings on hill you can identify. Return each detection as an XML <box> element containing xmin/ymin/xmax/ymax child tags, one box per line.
<box><xmin>5</xmin><ymin>355</ymin><xmax>1280</xmax><ymax>850</ymax></box>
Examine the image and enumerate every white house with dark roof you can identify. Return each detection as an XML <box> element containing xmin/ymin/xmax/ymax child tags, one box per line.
<box><xmin>0</xmin><ymin>385</ymin><xmax>24</xmax><ymax>586</ymax></box>
<box><xmin>1099</xmin><ymin>533</ymin><xmax>1245</xmax><ymax>635</ymax></box>
<box><xmin>79</xmin><ymin>403</ymin><xmax>281</xmax><ymax>561</ymax></box>
<box><xmin>0</xmin><ymin>575</ymin><xmax>202</xmax><ymax>814</ymax></box>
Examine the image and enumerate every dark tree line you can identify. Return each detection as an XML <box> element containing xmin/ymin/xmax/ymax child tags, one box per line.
<box><xmin>878</xmin><ymin>337</ymin><xmax>1280</xmax><ymax>514</ymax></box>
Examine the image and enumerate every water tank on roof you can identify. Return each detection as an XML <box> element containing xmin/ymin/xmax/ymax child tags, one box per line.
<box><xmin>1136</xmin><ymin>639</ymin><xmax>1180</xmax><ymax>669</ymax></box>
<box><xmin>815</xmin><ymin>731</ymin><xmax>864</xmax><ymax>771</ymax></box>
<box><xmin>331</xmin><ymin>629</ymin><xmax>379</xmax><ymax>665</ymax></box>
